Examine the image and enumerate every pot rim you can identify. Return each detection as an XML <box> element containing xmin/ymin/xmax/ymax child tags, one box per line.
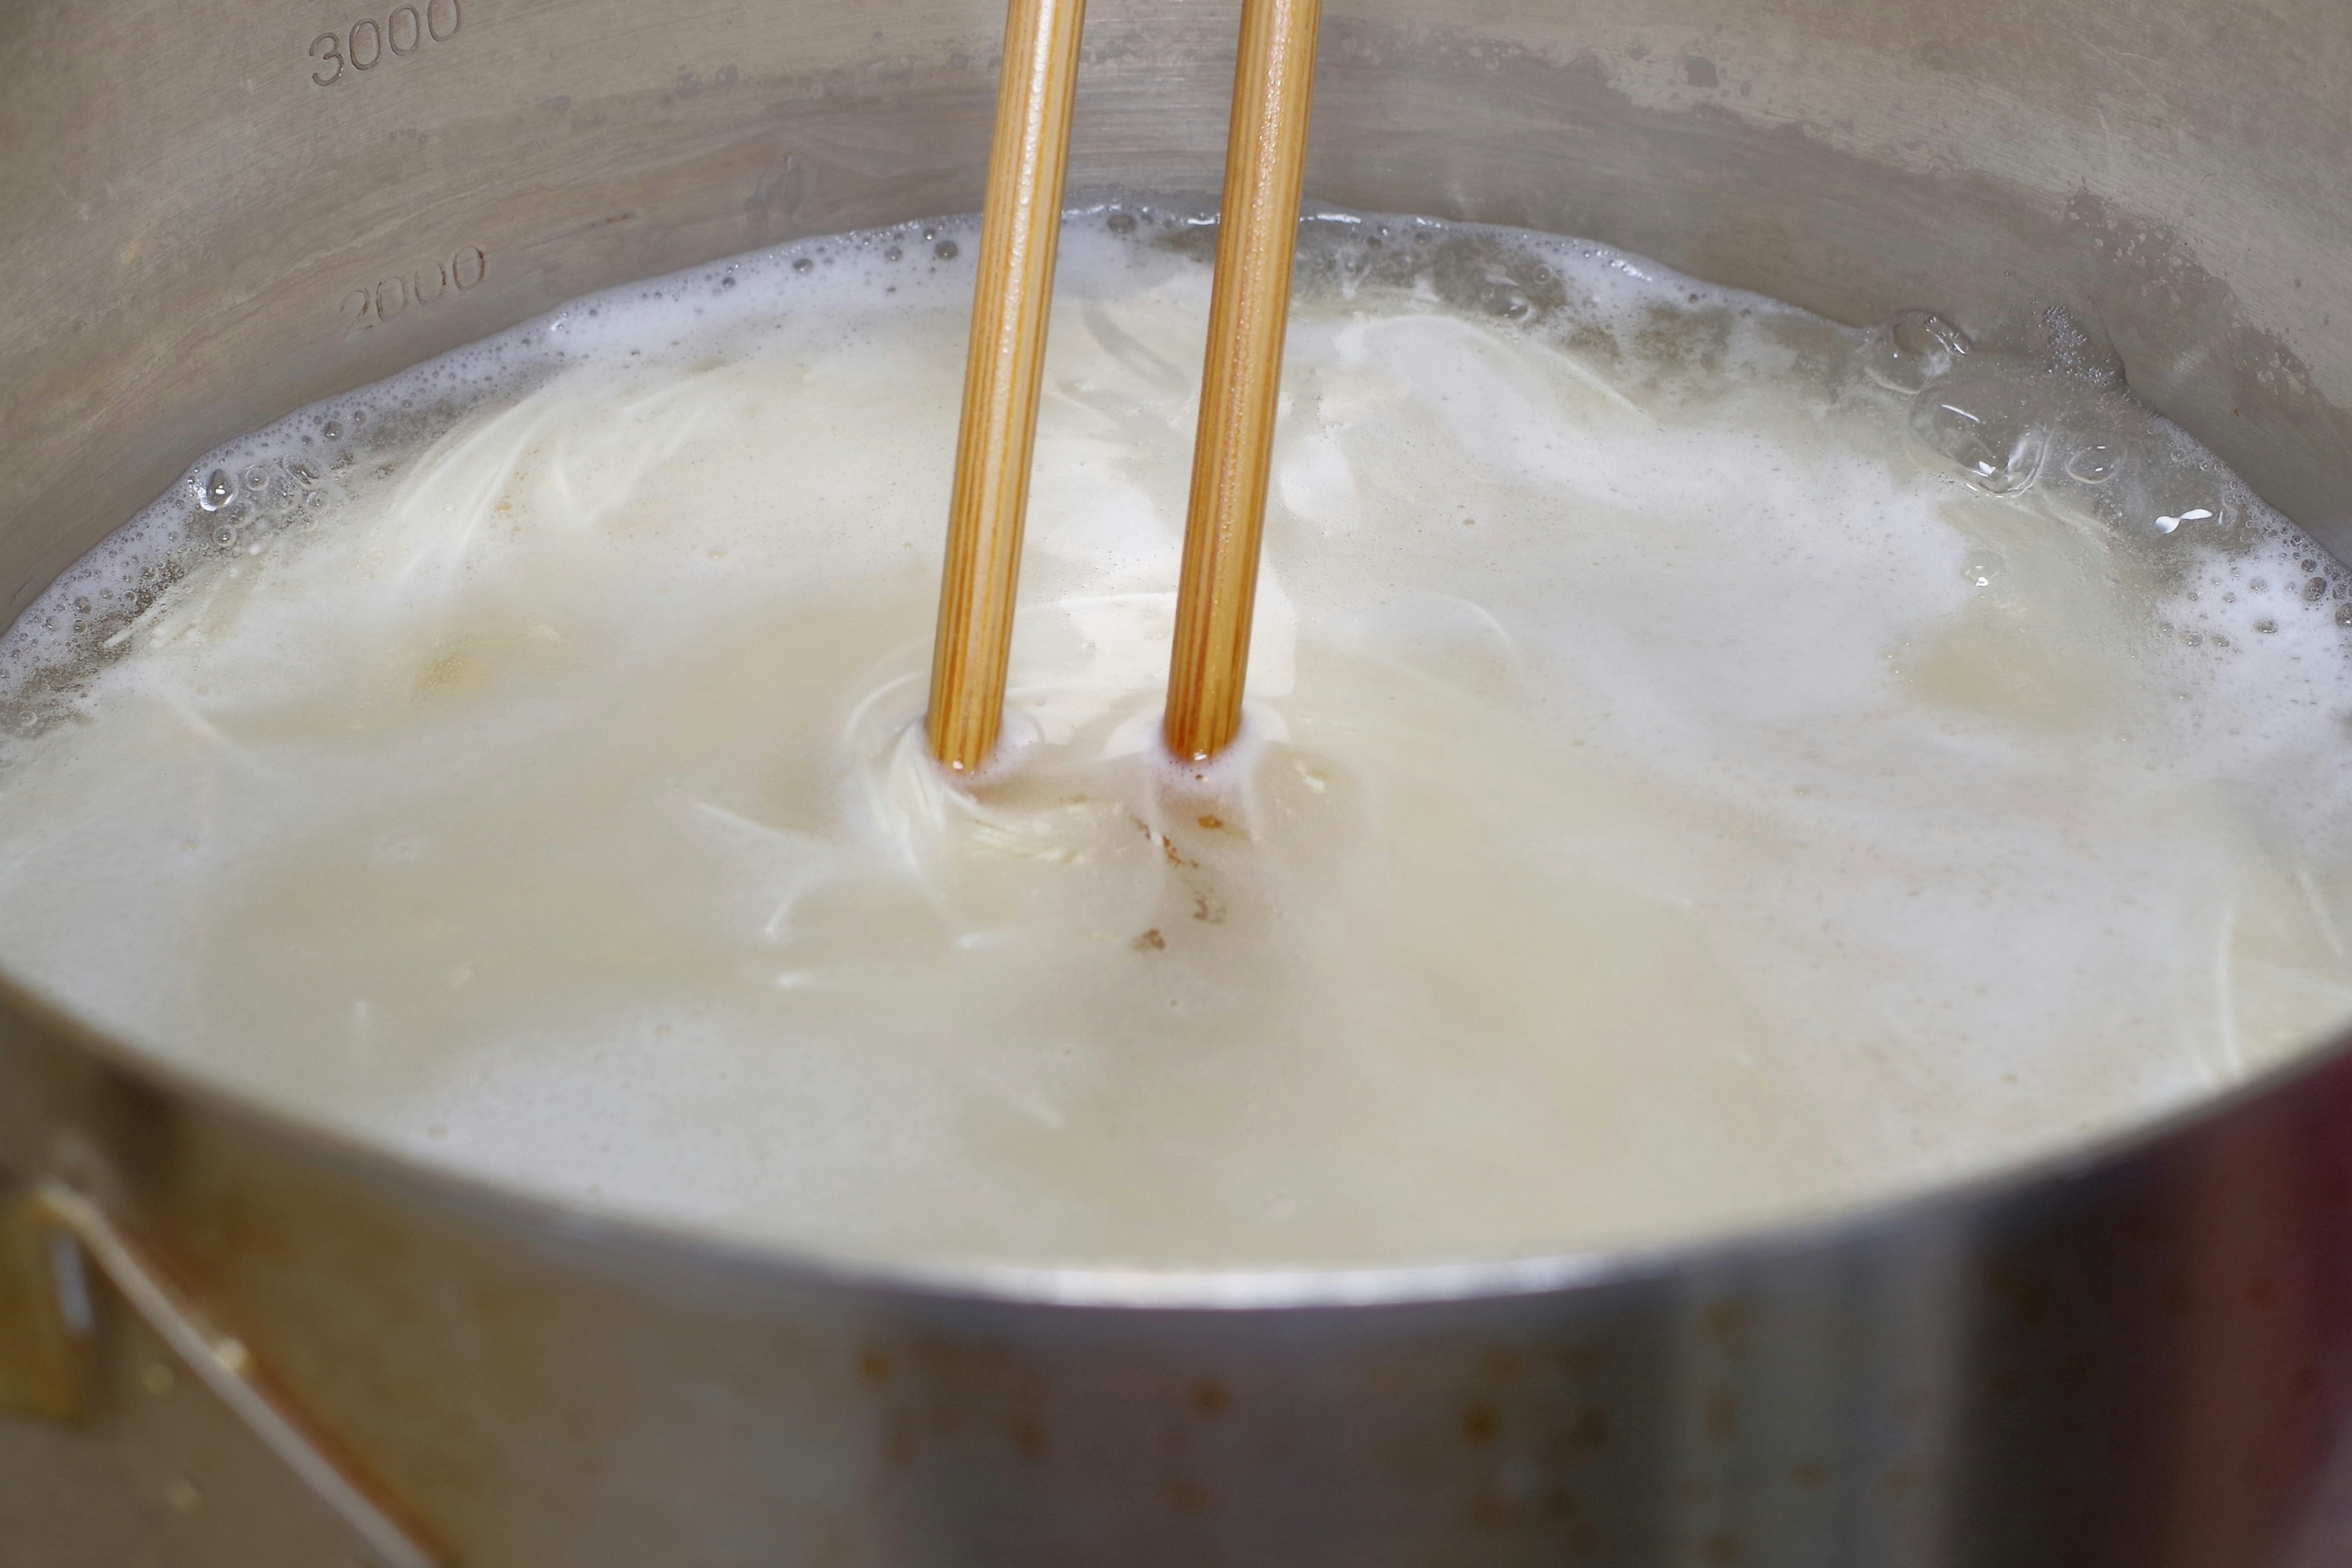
<box><xmin>11</xmin><ymin>949</ymin><xmax>2338</xmax><ymax>1312</ymax></box>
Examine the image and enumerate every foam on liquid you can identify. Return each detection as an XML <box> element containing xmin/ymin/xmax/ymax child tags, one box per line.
<box><xmin>4</xmin><ymin>208</ymin><xmax>2350</xmax><ymax>1271</ymax></box>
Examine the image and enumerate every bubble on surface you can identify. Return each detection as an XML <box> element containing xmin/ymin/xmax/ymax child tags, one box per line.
<box><xmin>1862</xmin><ymin>309</ymin><xmax>1973</xmax><ymax>394</ymax></box>
<box><xmin>2114</xmin><ymin>458</ymin><xmax>2230</xmax><ymax>540</ymax></box>
<box><xmin>1961</xmin><ymin>552</ymin><xmax>2005</xmax><ymax>589</ymax></box>
<box><xmin>1908</xmin><ymin>376</ymin><xmax>2050</xmax><ymax>495</ymax></box>
<box><xmin>2065</xmin><ymin>443</ymin><xmax>2121</xmax><ymax>483</ymax></box>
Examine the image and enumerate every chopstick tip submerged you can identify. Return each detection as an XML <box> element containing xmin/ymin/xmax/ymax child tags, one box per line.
<box><xmin>1163</xmin><ymin>0</ymin><xmax>1324</xmax><ymax>763</ymax></box>
<box><xmin>925</xmin><ymin>0</ymin><xmax>1089</xmax><ymax>773</ymax></box>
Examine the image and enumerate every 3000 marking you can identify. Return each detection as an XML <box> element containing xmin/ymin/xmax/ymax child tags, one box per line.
<box><xmin>311</xmin><ymin>0</ymin><xmax>461</xmax><ymax>86</ymax></box>
<box><xmin>339</xmin><ymin>246</ymin><xmax>489</xmax><ymax>334</ymax></box>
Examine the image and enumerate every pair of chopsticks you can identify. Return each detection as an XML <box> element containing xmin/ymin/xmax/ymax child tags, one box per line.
<box><xmin>925</xmin><ymin>0</ymin><xmax>1324</xmax><ymax>774</ymax></box>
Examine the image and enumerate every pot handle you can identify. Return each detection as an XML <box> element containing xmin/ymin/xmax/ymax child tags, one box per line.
<box><xmin>0</xmin><ymin>1179</ymin><xmax>446</xmax><ymax>1568</ymax></box>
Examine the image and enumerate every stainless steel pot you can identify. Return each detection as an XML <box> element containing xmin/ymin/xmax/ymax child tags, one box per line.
<box><xmin>7</xmin><ymin>1</ymin><xmax>2352</xmax><ymax>1563</ymax></box>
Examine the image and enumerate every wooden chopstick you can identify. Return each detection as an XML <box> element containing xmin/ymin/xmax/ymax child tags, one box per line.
<box><xmin>925</xmin><ymin>0</ymin><xmax>1090</xmax><ymax>773</ymax></box>
<box><xmin>1162</xmin><ymin>0</ymin><xmax>1324</xmax><ymax>763</ymax></box>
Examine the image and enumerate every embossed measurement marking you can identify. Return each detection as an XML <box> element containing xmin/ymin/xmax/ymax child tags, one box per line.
<box><xmin>311</xmin><ymin>0</ymin><xmax>460</xmax><ymax>86</ymax></box>
<box><xmin>339</xmin><ymin>246</ymin><xmax>488</xmax><ymax>334</ymax></box>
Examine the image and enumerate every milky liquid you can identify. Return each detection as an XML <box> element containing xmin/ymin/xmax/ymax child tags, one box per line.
<box><xmin>5</xmin><ymin>208</ymin><xmax>2351</xmax><ymax>1272</ymax></box>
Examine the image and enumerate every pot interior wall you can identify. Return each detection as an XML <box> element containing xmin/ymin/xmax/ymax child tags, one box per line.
<box><xmin>4</xmin><ymin>0</ymin><xmax>2351</xmax><ymax>650</ymax></box>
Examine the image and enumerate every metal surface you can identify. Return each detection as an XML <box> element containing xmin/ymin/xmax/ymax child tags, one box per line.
<box><xmin>11</xmin><ymin>1183</ymin><xmax>446</xmax><ymax>1568</ymax></box>
<box><xmin>0</xmin><ymin>1186</ymin><xmax>88</xmax><ymax>1421</ymax></box>
<box><xmin>6</xmin><ymin>0</ymin><xmax>2352</xmax><ymax>1563</ymax></box>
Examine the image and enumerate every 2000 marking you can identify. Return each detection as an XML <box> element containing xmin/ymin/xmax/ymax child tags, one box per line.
<box><xmin>339</xmin><ymin>246</ymin><xmax>489</xmax><ymax>334</ymax></box>
<box><xmin>311</xmin><ymin>0</ymin><xmax>460</xmax><ymax>86</ymax></box>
